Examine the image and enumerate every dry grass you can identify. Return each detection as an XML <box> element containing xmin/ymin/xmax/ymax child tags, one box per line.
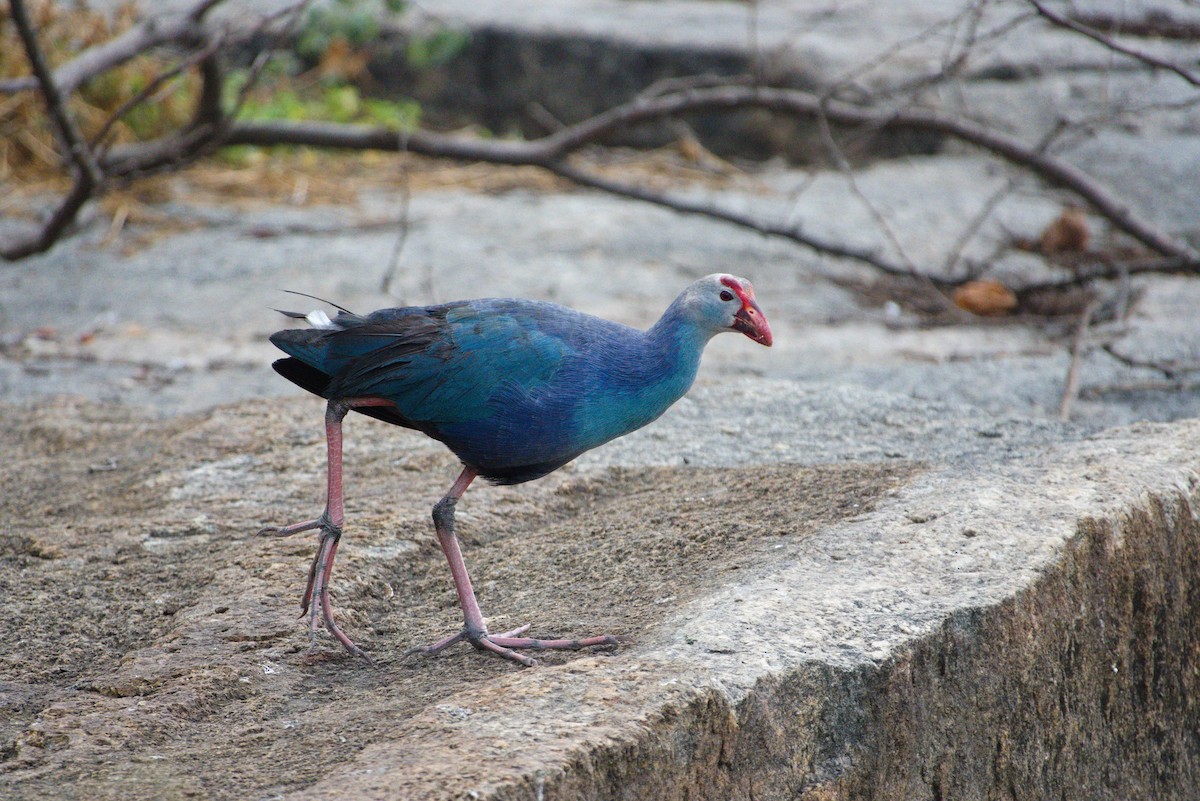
<box><xmin>1</xmin><ymin>0</ymin><xmax>743</xmax><ymax>257</ymax></box>
<box><xmin>0</xmin><ymin>1</ymin><xmax>199</xmax><ymax>183</ymax></box>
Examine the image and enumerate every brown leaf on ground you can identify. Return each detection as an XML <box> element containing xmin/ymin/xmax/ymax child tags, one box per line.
<box><xmin>952</xmin><ymin>279</ymin><xmax>1018</xmax><ymax>316</ymax></box>
<box><xmin>1039</xmin><ymin>206</ymin><xmax>1090</xmax><ymax>254</ymax></box>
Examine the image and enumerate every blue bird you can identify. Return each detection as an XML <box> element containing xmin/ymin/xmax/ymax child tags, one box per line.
<box><xmin>259</xmin><ymin>273</ymin><xmax>772</xmax><ymax>665</ymax></box>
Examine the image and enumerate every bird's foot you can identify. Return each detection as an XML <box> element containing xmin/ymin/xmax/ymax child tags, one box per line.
<box><xmin>258</xmin><ymin>515</ymin><xmax>371</xmax><ymax>663</ymax></box>
<box><xmin>303</xmin><ymin>524</ymin><xmax>372</xmax><ymax>662</ymax></box>
<box><xmin>405</xmin><ymin>624</ymin><xmax>623</xmax><ymax>667</ymax></box>
<box><xmin>256</xmin><ymin>512</ymin><xmax>330</xmax><ymax>539</ymax></box>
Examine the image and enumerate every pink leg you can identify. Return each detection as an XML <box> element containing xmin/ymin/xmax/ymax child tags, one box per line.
<box><xmin>407</xmin><ymin>467</ymin><xmax>623</xmax><ymax>667</ymax></box>
<box><xmin>258</xmin><ymin>397</ymin><xmax>393</xmax><ymax>660</ymax></box>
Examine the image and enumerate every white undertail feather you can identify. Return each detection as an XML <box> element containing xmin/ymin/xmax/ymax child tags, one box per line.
<box><xmin>305</xmin><ymin>310</ymin><xmax>336</xmax><ymax>329</ymax></box>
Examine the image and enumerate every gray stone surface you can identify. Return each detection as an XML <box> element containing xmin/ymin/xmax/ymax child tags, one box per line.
<box><xmin>5</xmin><ymin>171</ymin><xmax>1199</xmax><ymax>426</ymax></box>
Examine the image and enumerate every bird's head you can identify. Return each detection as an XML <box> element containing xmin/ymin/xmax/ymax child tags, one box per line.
<box><xmin>683</xmin><ymin>274</ymin><xmax>773</xmax><ymax>347</ymax></box>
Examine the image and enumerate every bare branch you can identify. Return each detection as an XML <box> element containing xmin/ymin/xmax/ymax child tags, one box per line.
<box><xmin>544</xmin><ymin>160</ymin><xmax>919</xmax><ymax>280</ymax></box>
<box><xmin>227</xmin><ymin>83</ymin><xmax>1198</xmax><ymax>263</ymax></box>
<box><xmin>8</xmin><ymin>0</ymin><xmax>101</xmax><ymax>183</ymax></box>
<box><xmin>1017</xmin><ymin>254</ymin><xmax>1200</xmax><ymax>294</ymax></box>
<box><xmin>809</xmin><ymin>98</ymin><xmax>968</xmax><ymax>313</ymax></box>
<box><xmin>0</xmin><ymin>173</ymin><xmax>97</xmax><ymax>260</ymax></box>
<box><xmin>1</xmin><ymin>0</ymin><xmax>103</xmax><ymax>259</ymax></box>
<box><xmin>813</xmin><ymin>103</ymin><xmax>918</xmax><ymax>273</ymax></box>
<box><xmin>5</xmin><ymin>0</ymin><xmax>1194</xmax><ymax>281</ymax></box>
<box><xmin>0</xmin><ymin>0</ymin><xmax>226</xmax><ymax>97</ymax></box>
<box><xmin>940</xmin><ymin>174</ymin><xmax>1020</xmax><ymax>280</ymax></box>
<box><xmin>91</xmin><ymin>35</ymin><xmax>226</xmax><ymax>154</ymax></box>
<box><xmin>1068</xmin><ymin>10</ymin><xmax>1200</xmax><ymax>41</ymax></box>
<box><xmin>942</xmin><ymin>120</ymin><xmax>1070</xmax><ymax>278</ymax></box>
<box><xmin>99</xmin><ymin>54</ymin><xmax>228</xmax><ymax>182</ymax></box>
<box><xmin>379</xmin><ymin>167</ymin><xmax>414</xmax><ymax>297</ymax></box>
<box><xmin>556</xmin><ymin>85</ymin><xmax>1197</xmax><ymax>260</ymax></box>
<box><xmin>86</xmin><ymin>2</ymin><xmax>309</xmax><ymax>183</ymax></box>
<box><xmin>187</xmin><ymin>0</ymin><xmax>228</xmax><ymax>22</ymax></box>
<box><xmin>1081</xmin><ymin>377</ymin><xmax>1200</xmax><ymax>399</ymax></box>
<box><xmin>0</xmin><ymin>0</ymin><xmax>295</xmax><ymax>259</ymax></box>
<box><xmin>1101</xmin><ymin>344</ymin><xmax>1200</xmax><ymax>380</ymax></box>
<box><xmin>1058</xmin><ymin>297</ymin><xmax>1098</xmax><ymax>421</ymax></box>
<box><xmin>1027</xmin><ymin>0</ymin><xmax>1200</xmax><ymax>88</ymax></box>
<box><xmin>227</xmin><ymin>119</ymin><xmax>537</xmax><ymax>162</ymax></box>
<box><xmin>825</xmin><ymin>0</ymin><xmax>1009</xmax><ymax>102</ymax></box>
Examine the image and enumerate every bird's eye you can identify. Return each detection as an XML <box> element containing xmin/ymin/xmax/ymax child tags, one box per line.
<box><xmin>719</xmin><ymin>290</ymin><xmax>735</xmax><ymax>302</ymax></box>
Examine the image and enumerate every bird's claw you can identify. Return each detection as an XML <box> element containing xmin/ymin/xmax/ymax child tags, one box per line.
<box><xmin>256</xmin><ymin>514</ymin><xmax>333</xmax><ymax>539</ymax></box>
<box><xmin>259</xmin><ymin>514</ymin><xmax>367</xmax><ymax>661</ymax></box>
<box><xmin>404</xmin><ymin>624</ymin><xmax>623</xmax><ymax>667</ymax></box>
<box><xmin>303</xmin><ymin>640</ymin><xmax>374</xmax><ymax>666</ymax></box>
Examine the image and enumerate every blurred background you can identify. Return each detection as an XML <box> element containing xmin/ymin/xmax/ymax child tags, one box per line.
<box><xmin>2</xmin><ymin>0</ymin><xmax>1199</xmax><ymax>425</ymax></box>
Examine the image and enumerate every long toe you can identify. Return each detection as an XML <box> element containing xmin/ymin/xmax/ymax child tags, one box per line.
<box><xmin>473</xmin><ymin>636</ymin><xmax>539</xmax><ymax>667</ymax></box>
<box><xmin>257</xmin><ymin>517</ymin><xmax>324</xmax><ymax>538</ymax></box>
<box><xmin>272</xmin><ymin>521</ymin><xmax>368</xmax><ymax>662</ymax></box>
<box><xmin>485</xmin><ymin>633</ymin><xmax>624</xmax><ymax>651</ymax></box>
<box><xmin>407</xmin><ymin>625</ymin><xmax>623</xmax><ymax>667</ymax></box>
<box><xmin>310</xmin><ymin>529</ymin><xmax>370</xmax><ymax>661</ymax></box>
<box><xmin>469</xmin><ymin>631</ymin><xmax>622</xmax><ymax>667</ymax></box>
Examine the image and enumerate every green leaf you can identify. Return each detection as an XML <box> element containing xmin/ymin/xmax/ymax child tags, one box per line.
<box><xmin>406</xmin><ymin>27</ymin><xmax>470</xmax><ymax>68</ymax></box>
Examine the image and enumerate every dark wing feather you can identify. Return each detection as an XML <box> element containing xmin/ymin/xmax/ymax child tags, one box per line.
<box><xmin>269</xmin><ymin>300</ymin><xmax>578</xmax><ymax>433</ymax></box>
<box><xmin>271</xmin><ymin>357</ymin><xmax>419</xmax><ymax>430</ymax></box>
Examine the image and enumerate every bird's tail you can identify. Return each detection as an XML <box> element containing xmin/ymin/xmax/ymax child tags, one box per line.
<box><xmin>268</xmin><ymin>327</ymin><xmax>338</xmax><ymax>366</ymax></box>
<box><xmin>271</xmin><ymin>357</ymin><xmax>332</xmax><ymax>397</ymax></box>
<box><xmin>273</xmin><ymin>308</ymin><xmax>339</xmax><ymax>329</ymax></box>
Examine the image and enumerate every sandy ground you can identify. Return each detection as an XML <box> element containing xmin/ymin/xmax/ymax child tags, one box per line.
<box><xmin>0</xmin><ymin>397</ymin><xmax>910</xmax><ymax>799</ymax></box>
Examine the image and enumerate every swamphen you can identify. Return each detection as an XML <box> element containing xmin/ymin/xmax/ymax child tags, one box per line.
<box><xmin>259</xmin><ymin>273</ymin><xmax>772</xmax><ymax>665</ymax></box>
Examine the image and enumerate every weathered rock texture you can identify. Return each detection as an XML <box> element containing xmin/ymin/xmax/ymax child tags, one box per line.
<box><xmin>2</xmin><ymin>394</ymin><xmax>1198</xmax><ymax>799</ymax></box>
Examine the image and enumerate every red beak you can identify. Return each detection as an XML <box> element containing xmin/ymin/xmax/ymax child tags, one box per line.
<box><xmin>732</xmin><ymin>299</ymin><xmax>772</xmax><ymax>346</ymax></box>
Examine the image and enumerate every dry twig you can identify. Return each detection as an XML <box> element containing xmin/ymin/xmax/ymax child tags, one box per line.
<box><xmin>1102</xmin><ymin>344</ymin><xmax>1200</xmax><ymax>381</ymax></box>
<box><xmin>0</xmin><ymin>0</ymin><xmax>225</xmax><ymax>97</ymax></box>
<box><xmin>545</xmin><ymin>159</ymin><xmax>914</xmax><ymax>279</ymax></box>
<box><xmin>4</xmin><ymin>0</ymin><xmax>103</xmax><ymax>259</ymax></box>
<box><xmin>0</xmin><ymin>0</ymin><xmax>310</xmax><ymax>259</ymax></box>
<box><xmin>1027</xmin><ymin>0</ymin><xmax>1200</xmax><ymax>88</ymax></box>
<box><xmin>227</xmin><ymin>83</ymin><xmax>1199</xmax><ymax>271</ymax></box>
<box><xmin>1058</xmin><ymin>298</ymin><xmax>1099</xmax><ymax>421</ymax></box>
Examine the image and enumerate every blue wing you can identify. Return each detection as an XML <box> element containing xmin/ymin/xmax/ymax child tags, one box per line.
<box><xmin>270</xmin><ymin>300</ymin><xmax>588</xmax><ymax>475</ymax></box>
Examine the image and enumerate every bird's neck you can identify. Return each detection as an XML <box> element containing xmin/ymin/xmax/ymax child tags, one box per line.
<box><xmin>639</xmin><ymin>300</ymin><xmax>714</xmax><ymax>405</ymax></box>
<box><xmin>647</xmin><ymin>298</ymin><xmax>716</xmax><ymax>366</ymax></box>
<box><xmin>566</xmin><ymin>303</ymin><xmax>712</xmax><ymax>452</ymax></box>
